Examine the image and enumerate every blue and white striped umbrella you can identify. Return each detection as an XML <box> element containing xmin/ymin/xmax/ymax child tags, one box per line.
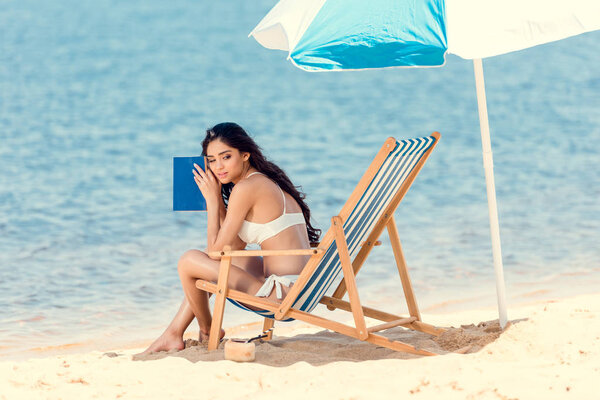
<box><xmin>250</xmin><ymin>0</ymin><xmax>599</xmax><ymax>71</ymax></box>
<box><xmin>249</xmin><ymin>0</ymin><xmax>600</xmax><ymax>328</ymax></box>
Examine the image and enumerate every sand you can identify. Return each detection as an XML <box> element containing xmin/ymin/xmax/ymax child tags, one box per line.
<box><xmin>1</xmin><ymin>293</ymin><xmax>598</xmax><ymax>399</ymax></box>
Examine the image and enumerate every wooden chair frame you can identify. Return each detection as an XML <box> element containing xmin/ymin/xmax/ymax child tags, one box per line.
<box><xmin>196</xmin><ymin>133</ymin><xmax>444</xmax><ymax>355</ymax></box>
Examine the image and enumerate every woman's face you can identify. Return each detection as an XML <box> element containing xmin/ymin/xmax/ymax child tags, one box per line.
<box><xmin>205</xmin><ymin>139</ymin><xmax>249</xmax><ymax>184</ymax></box>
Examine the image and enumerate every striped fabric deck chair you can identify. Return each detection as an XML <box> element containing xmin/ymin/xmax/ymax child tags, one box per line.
<box><xmin>196</xmin><ymin>133</ymin><xmax>444</xmax><ymax>355</ymax></box>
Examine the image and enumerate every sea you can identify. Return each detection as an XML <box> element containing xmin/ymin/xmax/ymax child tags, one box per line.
<box><xmin>1</xmin><ymin>0</ymin><xmax>598</xmax><ymax>358</ymax></box>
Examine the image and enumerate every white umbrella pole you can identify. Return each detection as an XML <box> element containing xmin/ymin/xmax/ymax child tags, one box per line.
<box><xmin>473</xmin><ymin>58</ymin><xmax>508</xmax><ymax>328</ymax></box>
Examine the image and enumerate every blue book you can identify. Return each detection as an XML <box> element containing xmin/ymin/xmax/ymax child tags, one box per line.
<box><xmin>173</xmin><ymin>156</ymin><xmax>207</xmax><ymax>211</ymax></box>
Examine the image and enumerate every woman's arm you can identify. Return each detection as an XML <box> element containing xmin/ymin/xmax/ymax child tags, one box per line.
<box><xmin>216</xmin><ymin>188</ymin><xmax>247</xmax><ymax>251</ymax></box>
<box><xmin>194</xmin><ymin>165</ymin><xmax>251</xmax><ymax>257</ymax></box>
<box><xmin>218</xmin><ymin>198</ymin><xmax>227</xmax><ymax>226</ymax></box>
<box><xmin>206</xmin><ymin>183</ymin><xmax>253</xmax><ymax>257</ymax></box>
<box><xmin>205</xmin><ymin>195</ymin><xmax>222</xmax><ymax>253</ymax></box>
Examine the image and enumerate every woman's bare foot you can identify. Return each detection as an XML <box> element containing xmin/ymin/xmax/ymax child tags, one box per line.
<box><xmin>200</xmin><ymin>328</ymin><xmax>226</xmax><ymax>343</ymax></box>
<box><xmin>136</xmin><ymin>330</ymin><xmax>185</xmax><ymax>356</ymax></box>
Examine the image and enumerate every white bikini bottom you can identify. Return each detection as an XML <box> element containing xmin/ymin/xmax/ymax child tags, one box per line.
<box><xmin>255</xmin><ymin>274</ymin><xmax>299</xmax><ymax>299</ymax></box>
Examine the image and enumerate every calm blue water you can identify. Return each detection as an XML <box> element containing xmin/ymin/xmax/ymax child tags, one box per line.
<box><xmin>1</xmin><ymin>1</ymin><xmax>599</xmax><ymax>355</ymax></box>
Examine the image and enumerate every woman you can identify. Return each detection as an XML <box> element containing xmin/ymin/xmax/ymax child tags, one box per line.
<box><xmin>141</xmin><ymin>122</ymin><xmax>320</xmax><ymax>354</ymax></box>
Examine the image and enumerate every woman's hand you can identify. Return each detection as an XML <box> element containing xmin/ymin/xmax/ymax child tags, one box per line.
<box><xmin>193</xmin><ymin>163</ymin><xmax>222</xmax><ymax>208</ymax></box>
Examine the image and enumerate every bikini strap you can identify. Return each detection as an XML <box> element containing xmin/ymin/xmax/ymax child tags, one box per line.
<box><xmin>246</xmin><ymin>171</ymin><xmax>286</xmax><ymax>214</ymax></box>
<box><xmin>278</xmin><ymin>186</ymin><xmax>286</xmax><ymax>214</ymax></box>
<box><xmin>245</xmin><ymin>171</ymin><xmax>264</xmax><ymax>179</ymax></box>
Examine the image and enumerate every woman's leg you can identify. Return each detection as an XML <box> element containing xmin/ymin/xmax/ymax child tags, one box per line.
<box><xmin>177</xmin><ymin>250</ymin><xmax>266</xmax><ymax>339</ymax></box>
<box><xmin>137</xmin><ymin>297</ymin><xmax>195</xmax><ymax>354</ymax></box>
<box><xmin>233</xmin><ymin>254</ymin><xmax>264</xmax><ymax>279</ymax></box>
<box><xmin>138</xmin><ymin>252</ymin><xmax>264</xmax><ymax>354</ymax></box>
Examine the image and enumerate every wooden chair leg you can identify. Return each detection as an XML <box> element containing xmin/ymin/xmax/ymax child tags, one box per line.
<box><xmin>387</xmin><ymin>216</ymin><xmax>421</xmax><ymax>321</ymax></box>
<box><xmin>262</xmin><ymin>318</ymin><xmax>274</xmax><ymax>341</ymax></box>
<box><xmin>208</xmin><ymin>247</ymin><xmax>232</xmax><ymax>351</ymax></box>
<box><xmin>332</xmin><ymin>216</ymin><xmax>369</xmax><ymax>340</ymax></box>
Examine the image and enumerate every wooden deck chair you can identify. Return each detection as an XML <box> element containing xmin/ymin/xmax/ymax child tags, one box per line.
<box><xmin>196</xmin><ymin>132</ymin><xmax>444</xmax><ymax>355</ymax></box>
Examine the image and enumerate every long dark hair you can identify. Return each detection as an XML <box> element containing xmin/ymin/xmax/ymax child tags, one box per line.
<box><xmin>202</xmin><ymin>122</ymin><xmax>321</xmax><ymax>244</ymax></box>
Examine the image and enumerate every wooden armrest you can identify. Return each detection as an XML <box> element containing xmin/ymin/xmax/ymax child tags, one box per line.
<box><xmin>208</xmin><ymin>247</ymin><xmax>325</xmax><ymax>258</ymax></box>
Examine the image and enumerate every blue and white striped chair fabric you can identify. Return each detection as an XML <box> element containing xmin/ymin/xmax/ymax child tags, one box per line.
<box><xmin>228</xmin><ymin>135</ymin><xmax>437</xmax><ymax>320</ymax></box>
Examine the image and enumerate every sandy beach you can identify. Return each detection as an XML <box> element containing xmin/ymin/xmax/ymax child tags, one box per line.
<box><xmin>1</xmin><ymin>293</ymin><xmax>598</xmax><ymax>400</ymax></box>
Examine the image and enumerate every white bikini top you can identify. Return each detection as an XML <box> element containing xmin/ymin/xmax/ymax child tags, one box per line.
<box><xmin>237</xmin><ymin>172</ymin><xmax>306</xmax><ymax>245</ymax></box>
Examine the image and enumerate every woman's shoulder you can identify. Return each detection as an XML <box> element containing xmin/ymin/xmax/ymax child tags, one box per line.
<box><xmin>230</xmin><ymin>173</ymin><xmax>271</xmax><ymax>196</ymax></box>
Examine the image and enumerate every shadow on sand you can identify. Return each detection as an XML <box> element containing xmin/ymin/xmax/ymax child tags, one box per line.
<box><xmin>132</xmin><ymin>318</ymin><xmax>527</xmax><ymax>366</ymax></box>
